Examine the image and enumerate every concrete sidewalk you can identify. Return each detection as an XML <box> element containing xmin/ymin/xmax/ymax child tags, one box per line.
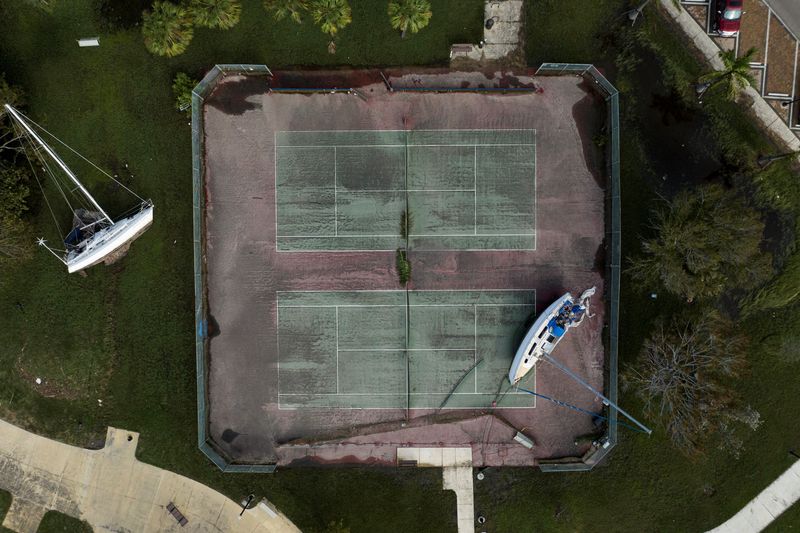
<box><xmin>0</xmin><ymin>419</ymin><xmax>301</xmax><ymax>532</ymax></box>
<box><xmin>708</xmin><ymin>459</ymin><xmax>800</xmax><ymax>532</ymax></box>
<box><xmin>397</xmin><ymin>448</ymin><xmax>474</xmax><ymax>533</ymax></box>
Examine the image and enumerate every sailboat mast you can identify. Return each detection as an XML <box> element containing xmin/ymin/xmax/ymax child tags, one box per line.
<box><xmin>3</xmin><ymin>104</ymin><xmax>112</xmax><ymax>223</ymax></box>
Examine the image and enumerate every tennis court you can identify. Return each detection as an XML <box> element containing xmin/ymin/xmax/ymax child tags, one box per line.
<box><xmin>277</xmin><ymin>290</ymin><xmax>537</xmax><ymax>409</ymax></box>
<box><xmin>275</xmin><ymin>129</ymin><xmax>536</xmax><ymax>251</ymax></box>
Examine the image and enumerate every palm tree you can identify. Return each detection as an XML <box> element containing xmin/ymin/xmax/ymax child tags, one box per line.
<box><xmin>263</xmin><ymin>0</ymin><xmax>308</xmax><ymax>23</ymax></box>
<box><xmin>142</xmin><ymin>1</ymin><xmax>195</xmax><ymax>57</ymax></box>
<box><xmin>701</xmin><ymin>47</ymin><xmax>757</xmax><ymax>100</ymax></box>
<box><xmin>388</xmin><ymin>0</ymin><xmax>432</xmax><ymax>38</ymax></box>
<box><xmin>190</xmin><ymin>0</ymin><xmax>241</xmax><ymax>30</ymax></box>
<box><xmin>310</xmin><ymin>0</ymin><xmax>351</xmax><ymax>36</ymax></box>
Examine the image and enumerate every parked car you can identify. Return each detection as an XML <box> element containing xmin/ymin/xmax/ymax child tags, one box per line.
<box><xmin>712</xmin><ymin>0</ymin><xmax>744</xmax><ymax>37</ymax></box>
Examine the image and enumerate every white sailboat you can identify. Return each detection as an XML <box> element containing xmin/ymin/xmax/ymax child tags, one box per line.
<box><xmin>508</xmin><ymin>286</ymin><xmax>596</xmax><ymax>384</ymax></box>
<box><xmin>3</xmin><ymin>104</ymin><xmax>153</xmax><ymax>273</ymax></box>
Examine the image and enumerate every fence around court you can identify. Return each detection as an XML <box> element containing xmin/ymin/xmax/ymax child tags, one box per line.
<box><xmin>534</xmin><ymin>63</ymin><xmax>621</xmax><ymax>472</ymax></box>
<box><xmin>192</xmin><ymin>63</ymin><xmax>621</xmax><ymax>472</ymax></box>
<box><xmin>192</xmin><ymin>64</ymin><xmax>277</xmax><ymax>473</ymax></box>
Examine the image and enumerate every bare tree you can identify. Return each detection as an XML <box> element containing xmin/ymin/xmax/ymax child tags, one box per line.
<box><xmin>0</xmin><ymin>218</ymin><xmax>32</xmax><ymax>263</ymax></box>
<box><xmin>624</xmin><ymin>311</ymin><xmax>753</xmax><ymax>456</ymax></box>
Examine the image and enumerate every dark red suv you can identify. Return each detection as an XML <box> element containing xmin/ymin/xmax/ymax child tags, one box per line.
<box><xmin>714</xmin><ymin>0</ymin><xmax>743</xmax><ymax>37</ymax></box>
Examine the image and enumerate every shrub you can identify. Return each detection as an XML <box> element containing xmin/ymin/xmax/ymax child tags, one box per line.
<box><xmin>189</xmin><ymin>0</ymin><xmax>241</xmax><ymax>29</ymax></box>
<box><xmin>628</xmin><ymin>184</ymin><xmax>771</xmax><ymax>302</ymax></box>
<box><xmin>624</xmin><ymin>311</ymin><xmax>753</xmax><ymax>456</ymax></box>
<box><xmin>0</xmin><ymin>166</ymin><xmax>30</xmax><ymax>224</ymax></box>
<box><xmin>263</xmin><ymin>0</ymin><xmax>308</xmax><ymax>23</ymax></box>
<box><xmin>395</xmin><ymin>248</ymin><xmax>411</xmax><ymax>285</ymax></box>
<box><xmin>172</xmin><ymin>72</ymin><xmax>198</xmax><ymax>117</ymax></box>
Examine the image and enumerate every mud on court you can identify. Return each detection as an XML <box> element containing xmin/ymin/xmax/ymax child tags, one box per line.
<box><xmin>202</xmin><ymin>69</ymin><xmax>607</xmax><ymax>467</ymax></box>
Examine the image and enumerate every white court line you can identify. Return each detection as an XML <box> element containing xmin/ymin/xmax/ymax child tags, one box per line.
<box><xmin>334</xmin><ymin>189</ymin><xmax>476</xmax><ymax>193</ymax></box>
<box><xmin>276</xmin><ymin>128</ymin><xmax>536</xmax><ymax>133</ymax></box>
<box><xmin>473</xmin><ymin>145</ymin><xmax>478</xmax><ymax>236</ymax></box>
<box><xmin>277</xmin><ymin>233</ymin><xmax>535</xmax><ymax>237</ymax></box>
<box><xmin>276</xmin><ymin>297</ymin><xmax>537</xmax><ymax>407</ymax></box>
<box><xmin>279</xmin><ymin>392</ymin><xmax>533</xmax><ymax>396</ymax></box>
<box><xmin>278</xmin><ymin>304</ymin><xmax>535</xmax><ymax>308</ymax></box>
<box><xmin>339</xmin><ymin>348</ymin><xmax>475</xmax><ymax>352</ymax></box>
<box><xmin>275</xmin><ymin>290</ymin><xmax>536</xmax><ymax>405</ymax></box>
<box><xmin>333</xmin><ymin>146</ymin><xmax>338</xmax><ymax>236</ymax></box>
<box><xmin>277</xmin><ymin>143</ymin><xmax>536</xmax><ymax>148</ymax></box>
<box><xmin>335</xmin><ymin>306</ymin><xmax>339</xmax><ymax>393</ymax></box>
<box><xmin>277</xmin><ymin>247</ymin><xmax>537</xmax><ymax>252</ymax></box>
<box><xmin>275</xmin><ymin>301</ymin><xmax>280</xmax><ymax>399</ymax></box>
<box><xmin>279</xmin><ymin>408</ymin><xmax>534</xmax><ymax>411</ymax></box>
<box><xmin>277</xmin><ymin>288</ymin><xmax>537</xmax><ymax>293</ymax></box>
<box><xmin>275</xmin><ymin>132</ymin><xmax>537</xmax><ymax>250</ymax></box>
<box><xmin>273</xmin><ymin>131</ymin><xmax>279</xmax><ymax>252</ymax></box>
<box><xmin>474</xmin><ymin>305</ymin><xmax>478</xmax><ymax>393</ymax></box>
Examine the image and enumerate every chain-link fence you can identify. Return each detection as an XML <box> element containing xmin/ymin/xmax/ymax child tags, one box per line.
<box><xmin>192</xmin><ymin>64</ymin><xmax>276</xmax><ymax>473</ymax></box>
<box><xmin>535</xmin><ymin>63</ymin><xmax>621</xmax><ymax>472</ymax></box>
<box><xmin>193</xmin><ymin>64</ymin><xmax>621</xmax><ymax>472</ymax></box>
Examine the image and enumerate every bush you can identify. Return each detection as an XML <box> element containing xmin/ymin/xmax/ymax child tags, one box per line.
<box><xmin>395</xmin><ymin>248</ymin><xmax>411</xmax><ymax>285</ymax></box>
<box><xmin>742</xmin><ymin>250</ymin><xmax>800</xmax><ymax>314</ymax></box>
<box><xmin>0</xmin><ymin>217</ymin><xmax>32</xmax><ymax>264</ymax></box>
<box><xmin>0</xmin><ymin>166</ymin><xmax>30</xmax><ymax>224</ymax></box>
<box><xmin>172</xmin><ymin>72</ymin><xmax>197</xmax><ymax>117</ymax></box>
<box><xmin>189</xmin><ymin>0</ymin><xmax>241</xmax><ymax>29</ymax></box>
<box><xmin>628</xmin><ymin>184</ymin><xmax>771</xmax><ymax>302</ymax></box>
<box><xmin>624</xmin><ymin>310</ymin><xmax>755</xmax><ymax>456</ymax></box>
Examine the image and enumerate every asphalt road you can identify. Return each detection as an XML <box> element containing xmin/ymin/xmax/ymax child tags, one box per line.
<box><xmin>765</xmin><ymin>0</ymin><xmax>800</xmax><ymax>39</ymax></box>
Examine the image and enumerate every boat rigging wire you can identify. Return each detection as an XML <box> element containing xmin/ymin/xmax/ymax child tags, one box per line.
<box><xmin>542</xmin><ymin>352</ymin><xmax>653</xmax><ymax>435</ymax></box>
<box><xmin>19</xmin><ymin>139</ymin><xmax>63</xmax><ymax>238</ymax></box>
<box><xmin>11</xmin><ymin>107</ymin><xmax>146</xmax><ymax>203</ymax></box>
<box><xmin>515</xmin><ymin>387</ymin><xmax>649</xmax><ymax>434</ymax></box>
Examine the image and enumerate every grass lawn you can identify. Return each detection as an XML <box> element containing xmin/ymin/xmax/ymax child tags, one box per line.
<box><xmin>36</xmin><ymin>511</ymin><xmax>92</xmax><ymax>533</ymax></box>
<box><xmin>0</xmin><ymin>1</ymin><xmax>477</xmax><ymax>531</ymax></box>
<box><xmin>472</xmin><ymin>2</ymin><xmax>800</xmax><ymax>531</ymax></box>
<box><xmin>0</xmin><ymin>490</ymin><xmax>9</xmax><ymax>532</ymax></box>
<box><xmin>1</xmin><ymin>0</ymin><xmax>799</xmax><ymax>532</ymax></box>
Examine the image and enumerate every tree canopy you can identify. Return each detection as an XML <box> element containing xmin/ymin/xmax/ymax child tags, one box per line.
<box><xmin>629</xmin><ymin>183</ymin><xmax>771</xmax><ymax>302</ymax></box>
<box><xmin>263</xmin><ymin>0</ymin><xmax>308</xmax><ymax>23</ymax></box>
<box><xmin>142</xmin><ymin>1</ymin><xmax>195</xmax><ymax>57</ymax></box>
<box><xmin>702</xmin><ymin>47</ymin><xmax>757</xmax><ymax>100</ymax></box>
<box><xmin>310</xmin><ymin>0</ymin><xmax>351</xmax><ymax>36</ymax></box>
<box><xmin>388</xmin><ymin>0</ymin><xmax>432</xmax><ymax>37</ymax></box>
<box><xmin>624</xmin><ymin>311</ymin><xmax>758</xmax><ymax>456</ymax></box>
<box><xmin>190</xmin><ymin>0</ymin><xmax>241</xmax><ymax>29</ymax></box>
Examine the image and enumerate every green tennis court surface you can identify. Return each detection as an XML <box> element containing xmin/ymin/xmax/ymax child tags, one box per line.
<box><xmin>277</xmin><ymin>290</ymin><xmax>537</xmax><ymax>409</ymax></box>
<box><xmin>275</xmin><ymin>130</ymin><xmax>536</xmax><ymax>251</ymax></box>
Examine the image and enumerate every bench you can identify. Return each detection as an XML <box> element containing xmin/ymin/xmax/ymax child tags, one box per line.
<box><xmin>166</xmin><ymin>502</ymin><xmax>188</xmax><ymax>526</ymax></box>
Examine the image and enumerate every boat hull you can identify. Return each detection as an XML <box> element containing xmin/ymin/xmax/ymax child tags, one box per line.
<box><xmin>508</xmin><ymin>293</ymin><xmax>573</xmax><ymax>384</ymax></box>
<box><xmin>65</xmin><ymin>204</ymin><xmax>154</xmax><ymax>273</ymax></box>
